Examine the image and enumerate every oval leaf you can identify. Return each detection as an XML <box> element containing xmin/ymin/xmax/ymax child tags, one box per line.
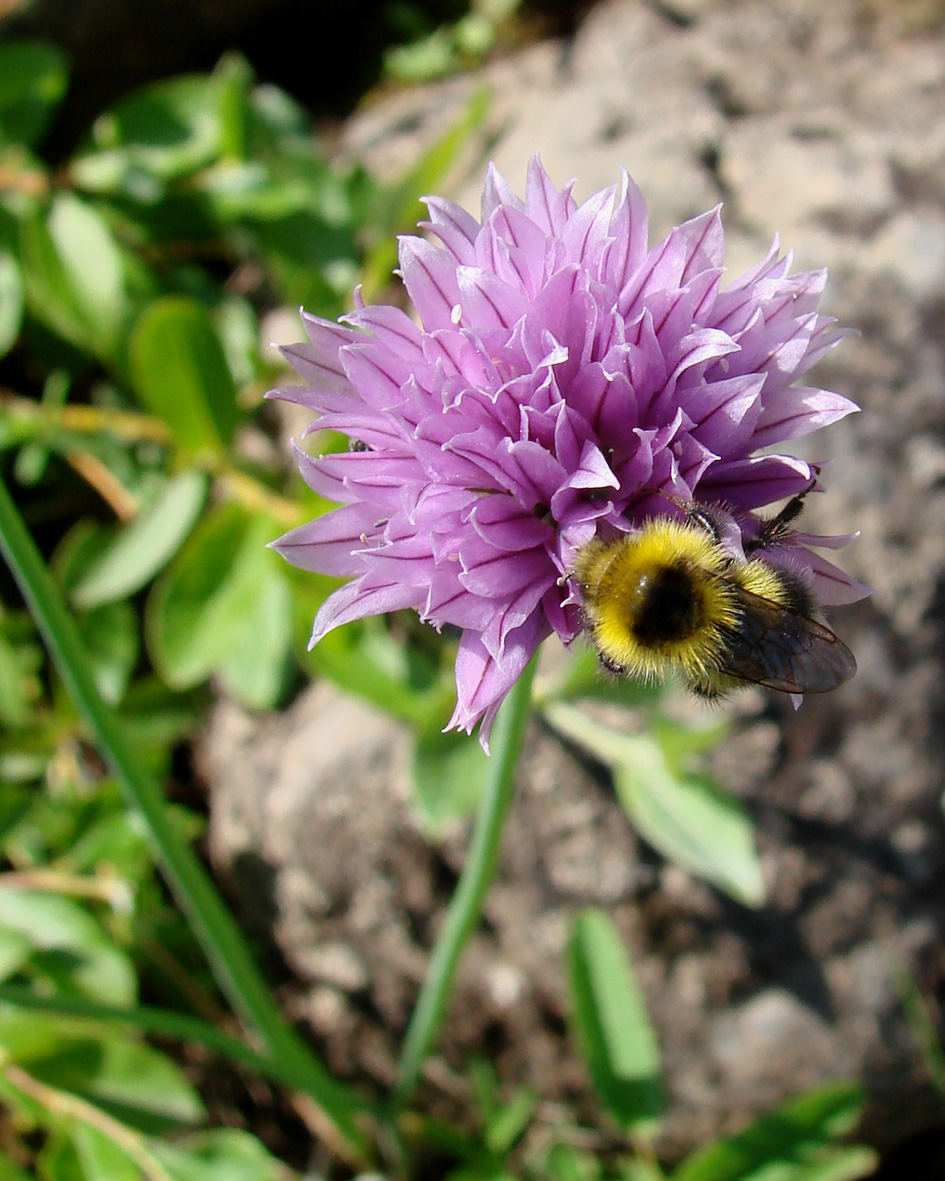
<box><xmin>217</xmin><ymin>563</ymin><xmax>292</xmax><ymax>710</ymax></box>
<box><xmin>612</xmin><ymin>739</ymin><xmax>765</xmax><ymax>908</ymax></box>
<box><xmin>29</xmin><ymin>1036</ymin><xmax>205</xmax><ymax>1133</ymax></box>
<box><xmin>129</xmin><ymin>297</ymin><xmax>239</xmax><ymax>459</ymax></box>
<box><xmin>19</xmin><ymin>195</ymin><xmax>128</xmax><ymax>361</ymax></box>
<box><xmin>411</xmin><ymin>727</ymin><xmax>488</xmax><ymax>832</ymax></box>
<box><xmin>146</xmin><ymin>504</ymin><xmax>266</xmax><ymax>688</ymax></box>
<box><xmin>70</xmin><ymin>1124</ymin><xmax>142</xmax><ymax>1181</ymax></box>
<box><xmin>72</xmin><ymin>471</ymin><xmax>208</xmax><ymax>608</ymax></box>
<box><xmin>154</xmin><ymin>1128</ymin><xmax>285</xmax><ymax>1181</ymax></box>
<box><xmin>0</xmin><ymin>40</ymin><xmax>68</xmax><ymax>146</ymax></box>
<box><xmin>76</xmin><ymin>600</ymin><xmax>139</xmax><ymax>704</ymax></box>
<box><xmin>85</xmin><ymin>74</ymin><xmax>224</xmax><ymax>180</ymax></box>
<box><xmin>0</xmin><ymin>891</ymin><xmax>136</xmax><ymax>1007</ymax></box>
<box><xmin>544</xmin><ymin>704</ymin><xmax>764</xmax><ymax>907</ymax></box>
<box><xmin>48</xmin><ymin>194</ymin><xmax>127</xmax><ymax>360</ymax></box>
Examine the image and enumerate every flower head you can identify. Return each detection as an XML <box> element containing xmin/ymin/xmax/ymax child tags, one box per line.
<box><xmin>271</xmin><ymin>157</ymin><xmax>864</xmax><ymax>745</ymax></box>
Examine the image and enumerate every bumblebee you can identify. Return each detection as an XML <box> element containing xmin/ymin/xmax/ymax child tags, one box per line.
<box><xmin>571</xmin><ymin>491</ymin><xmax>856</xmax><ymax>698</ymax></box>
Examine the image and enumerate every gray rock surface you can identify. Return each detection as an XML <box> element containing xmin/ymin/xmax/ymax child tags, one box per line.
<box><xmin>202</xmin><ymin>0</ymin><xmax>945</xmax><ymax>1161</ymax></box>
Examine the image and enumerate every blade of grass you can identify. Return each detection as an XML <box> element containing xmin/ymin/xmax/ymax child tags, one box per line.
<box><xmin>0</xmin><ymin>984</ymin><xmax>346</xmax><ymax>1099</ymax></box>
<box><xmin>898</xmin><ymin>972</ymin><xmax>945</xmax><ymax>1096</ymax></box>
<box><xmin>0</xmin><ymin>475</ymin><xmax>369</xmax><ymax>1159</ymax></box>
<box><xmin>391</xmin><ymin>656</ymin><xmax>537</xmax><ymax>1110</ymax></box>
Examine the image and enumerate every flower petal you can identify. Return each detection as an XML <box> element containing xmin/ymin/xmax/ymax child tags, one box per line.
<box><xmin>270</xmin><ymin>504</ymin><xmax>379</xmax><ymax>575</ymax></box>
<box><xmin>309</xmin><ymin>576</ymin><xmax>420</xmax><ymax>646</ymax></box>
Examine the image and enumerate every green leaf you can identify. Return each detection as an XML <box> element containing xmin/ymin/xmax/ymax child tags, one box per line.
<box><xmin>0</xmin><ymin>247</ymin><xmax>24</xmax><ymax>359</ymax></box>
<box><xmin>455</xmin><ymin>10</ymin><xmax>502</xmax><ymax>55</ymax></box>
<box><xmin>672</xmin><ymin>1083</ymin><xmax>876</xmax><ymax>1181</ymax></box>
<box><xmin>35</xmin><ymin>1134</ymin><xmax>85</xmax><ymax>1181</ymax></box>
<box><xmin>29</xmin><ymin>1036</ymin><xmax>206</xmax><ymax>1134</ymax></box>
<box><xmin>213</xmin><ymin>298</ymin><xmax>261</xmax><ymax>390</ymax></box>
<box><xmin>0</xmin><ymin>630</ymin><xmax>33</xmax><ymax>727</ymax></box>
<box><xmin>147</xmin><ymin>505</ymin><xmax>275</xmax><ymax>689</ymax></box>
<box><xmin>0</xmin><ymin>890</ymin><xmax>136</xmax><ymax>1007</ymax></box>
<box><xmin>291</xmin><ymin>567</ymin><xmax>456</xmax><ymax>728</ymax></box>
<box><xmin>411</xmin><ymin>727</ymin><xmax>489</xmax><ymax>832</ymax></box>
<box><xmin>483</xmin><ymin>1086</ymin><xmax>537</xmax><ymax>1155</ymax></box>
<box><xmin>0</xmin><ymin>927</ymin><xmax>32</xmax><ymax>983</ymax></box>
<box><xmin>0</xmin><ymin>782</ymin><xmax>34</xmax><ymax>843</ymax></box>
<box><xmin>52</xmin><ymin>519</ymin><xmax>113</xmax><ymax>593</ymax></box>
<box><xmin>154</xmin><ymin>1128</ymin><xmax>285</xmax><ymax>1181</ymax></box>
<box><xmin>612</xmin><ymin>743</ymin><xmax>764</xmax><ymax>908</ymax></box>
<box><xmin>567</xmin><ymin>909</ymin><xmax>661</xmax><ymax>1132</ymax></box>
<box><xmin>543</xmin><ymin>1143</ymin><xmax>602</xmax><ymax>1181</ymax></box>
<box><xmin>215</xmin><ymin>53</ymin><xmax>254</xmax><ymax>162</ymax></box>
<box><xmin>0</xmin><ymin>41</ymin><xmax>68</xmax><ymax>147</ymax></box>
<box><xmin>18</xmin><ymin>206</ymin><xmax>85</xmax><ymax>350</ymax></box>
<box><xmin>899</xmin><ymin>974</ymin><xmax>945</xmax><ymax>1097</ymax></box>
<box><xmin>217</xmin><ymin>563</ymin><xmax>292</xmax><ymax>710</ymax></box>
<box><xmin>796</xmin><ymin>1150</ymin><xmax>882</xmax><ymax>1181</ymax></box>
<box><xmin>79</xmin><ymin>74</ymin><xmax>224</xmax><ymax>181</ymax></box>
<box><xmin>71</xmin><ymin>472</ymin><xmax>208</xmax><ymax>609</ymax></box>
<box><xmin>18</xmin><ymin>194</ymin><xmax>128</xmax><ymax>362</ymax></box>
<box><xmin>385</xmin><ymin>27</ymin><xmax>457</xmax><ymax>83</ymax></box>
<box><xmin>65</xmin><ymin>810</ymin><xmax>157</xmax><ymax>887</ymax></box>
<box><xmin>0</xmin><ymin>1004</ymin><xmax>85</xmax><ymax>1063</ymax></box>
<box><xmin>118</xmin><ymin>678</ymin><xmax>204</xmax><ymax>777</ymax></box>
<box><xmin>544</xmin><ymin>703</ymin><xmax>764</xmax><ymax>908</ymax></box>
<box><xmin>620</xmin><ymin>1163</ymin><xmax>665</xmax><ymax>1181</ymax></box>
<box><xmin>76</xmin><ymin>600</ymin><xmax>139</xmax><ymax>704</ymax></box>
<box><xmin>248</xmin><ymin>83</ymin><xmax>310</xmax><ymax>144</ymax></box>
<box><xmin>250</xmin><ymin>209</ymin><xmax>358</xmax><ymax>312</ymax></box>
<box><xmin>128</xmin><ymin>297</ymin><xmax>239</xmax><ymax>458</ymax></box>
<box><xmin>10</xmin><ymin>368</ymin><xmax>71</xmax><ymax>486</ymax></box>
<box><xmin>70</xmin><ymin>1125</ymin><xmax>141</xmax><ymax>1181</ymax></box>
<box><xmin>0</xmin><ymin>474</ymin><xmax>368</xmax><ymax>1152</ymax></box>
<box><xmin>45</xmin><ymin>196</ymin><xmax>127</xmax><ymax>363</ymax></box>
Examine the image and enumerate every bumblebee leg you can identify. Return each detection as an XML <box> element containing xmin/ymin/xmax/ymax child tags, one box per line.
<box><xmin>746</xmin><ymin>471</ymin><xmax>820</xmax><ymax>552</ymax></box>
<box><xmin>685</xmin><ymin>504</ymin><xmax>724</xmax><ymax>544</ymax></box>
<box><xmin>598</xmin><ymin>652</ymin><xmax>626</xmax><ymax>676</ymax></box>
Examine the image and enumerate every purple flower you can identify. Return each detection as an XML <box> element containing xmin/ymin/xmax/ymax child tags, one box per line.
<box><xmin>271</xmin><ymin>157</ymin><xmax>864</xmax><ymax>745</ymax></box>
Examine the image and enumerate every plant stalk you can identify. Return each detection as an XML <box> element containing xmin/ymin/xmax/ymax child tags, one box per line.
<box><xmin>392</xmin><ymin>658</ymin><xmax>537</xmax><ymax>1109</ymax></box>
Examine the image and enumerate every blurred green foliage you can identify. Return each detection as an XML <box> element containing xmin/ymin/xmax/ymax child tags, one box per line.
<box><xmin>384</xmin><ymin>0</ymin><xmax>522</xmax><ymax>81</ymax></box>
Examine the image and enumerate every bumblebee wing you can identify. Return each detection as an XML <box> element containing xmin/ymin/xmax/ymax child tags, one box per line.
<box><xmin>723</xmin><ymin>587</ymin><xmax>857</xmax><ymax>693</ymax></box>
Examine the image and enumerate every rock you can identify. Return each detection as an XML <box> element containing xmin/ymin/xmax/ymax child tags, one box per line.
<box><xmin>862</xmin><ymin>211</ymin><xmax>945</xmax><ymax>305</ymax></box>
<box><xmin>719</xmin><ymin>126</ymin><xmax>895</xmax><ymax>238</ymax></box>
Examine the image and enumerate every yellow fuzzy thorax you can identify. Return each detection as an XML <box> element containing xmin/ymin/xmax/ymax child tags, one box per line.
<box><xmin>572</xmin><ymin>518</ymin><xmax>752</xmax><ymax>687</ymax></box>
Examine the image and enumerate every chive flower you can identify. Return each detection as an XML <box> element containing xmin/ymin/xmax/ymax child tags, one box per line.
<box><xmin>271</xmin><ymin>157</ymin><xmax>864</xmax><ymax>745</ymax></box>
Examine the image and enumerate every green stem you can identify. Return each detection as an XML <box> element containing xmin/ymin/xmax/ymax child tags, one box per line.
<box><xmin>0</xmin><ymin>476</ymin><xmax>369</xmax><ymax>1159</ymax></box>
<box><xmin>392</xmin><ymin>658</ymin><xmax>537</xmax><ymax>1109</ymax></box>
<box><xmin>1</xmin><ymin>394</ymin><xmax>172</xmax><ymax>444</ymax></box>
